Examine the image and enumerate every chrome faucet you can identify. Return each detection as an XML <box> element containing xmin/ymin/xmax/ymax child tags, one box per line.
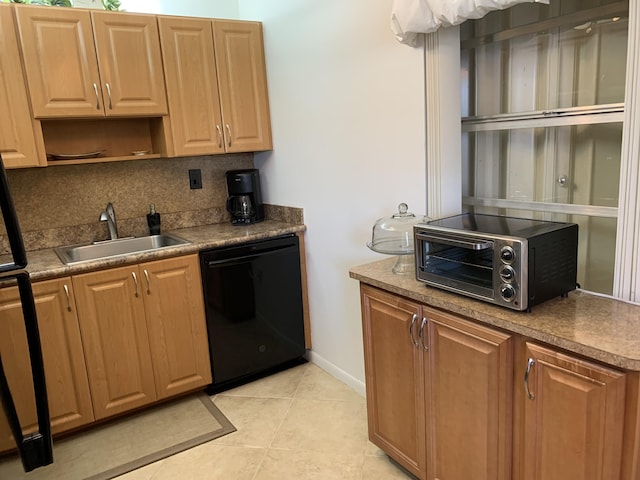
<box><xmin>99</xmin><ymin>202</ymin><xmax>119</xmax><ymax>240</ymax></box>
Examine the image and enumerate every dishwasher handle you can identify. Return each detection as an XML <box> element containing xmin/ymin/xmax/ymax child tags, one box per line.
<box><xmin>203</xmin><ymin>242</ymin><xmax>298</xmax><ymax>268</ymax></box>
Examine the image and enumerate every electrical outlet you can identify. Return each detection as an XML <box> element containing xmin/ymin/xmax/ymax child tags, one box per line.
<box><xmin>189</xmin><ymin>169</ymin><xmax>202</xmax><ymax>189</ymax></box>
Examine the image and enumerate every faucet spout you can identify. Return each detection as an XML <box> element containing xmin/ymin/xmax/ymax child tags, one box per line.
<box><xmin>99</xmin><ymin>202</ymin><xmax>119</xmax><ymax>240</ymax></box>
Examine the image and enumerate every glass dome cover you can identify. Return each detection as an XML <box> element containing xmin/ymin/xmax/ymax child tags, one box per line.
<box><xmin>367</xmin><ymin>203</ymin><xmax>426</xmax><ymax>255</ymax></box>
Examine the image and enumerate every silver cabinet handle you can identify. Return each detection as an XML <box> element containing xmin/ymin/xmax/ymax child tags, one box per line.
<box><xmin>225</xmin><ymin>124</ymin><xmax>232</xmax><ymax>147</ymax></box>
<box><xmin>63</xmin><ymin>284</ymin><xmax>72</xmax><ymax>312</ymax></box>
<box><xmin>418</xmin><ymin>317</ymin><xmax>428</xmax><ymax>351</ymax></box>
<box><xmin>525</xmin><ymin>358</ymin><xmax>535</xmax><ymax>400</ymax></box>
<box><xmin>131</xmin><ymin>271</ymin><xmax>139</xmax><ymax>297</ymax></box>
<box><xmin>105</xmin><ymin>82</ymin><xmax>113</xmax><ymax>109</ymax></box>
<box><xmin>216</xmin><ymin>125</ymin><xmax>223</xmax><ymax>148</ymax></box>
<box><xmin>143</xmin><ymin>269</ymin><xmax>150</xmax><ymax>295</ymax></box>
<box><xmin>92</xmin><ymin>83</ymin><xmax>101</xmax><ymax>110</ymax></box>
<box><xmin>409</xmin><ymin>313</ymin><xmax>419</xmax><ymax>348</ymax></box>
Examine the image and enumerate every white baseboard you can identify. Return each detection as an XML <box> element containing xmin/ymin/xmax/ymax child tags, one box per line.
<box><xmin>305</xmin><ymin>350</ymin><xmax>366</xmax><ymax>398</ymax></box>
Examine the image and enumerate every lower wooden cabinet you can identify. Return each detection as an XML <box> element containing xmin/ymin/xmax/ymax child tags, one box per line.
<box><xmin>0</xmin><ymin>277</ymin><xmax>94</xmax><ymax>452</ymax></box>
<box><xmin>73</xmin><ymin>264</ymin><xmax>158</xmax><ymax>419</ymax></box>
<box><xmin>360</xmin><ymin>284</ymin><xmax>629</xmax><ymax>480</ymax></box>
<box><xmin>426</xmin><ymin>307</ymin><xmax>513</xmax><ymax>480</ymax></box>
<box><xmin>514</xmin><ymin>342</ymin><xmax>626</xmax><ymax>480</ymax></box>
<box><xmin>140</xmin><ymin>255</ymin><xmax>212</xmax><ymax>399</ymax></box>
<box><xmin>73</xmin><ymin>254</ymin><xmax>212</xmax><ymax>420</ymax></box>
<box><xmin>0</xmin><ymin>254</ymin><xmax>212</xmax><ymax>451</ymax></box>
<box><xmin>361</xmin><ymin>285</ymin><xmax>427</xmax><ymax>479</ymax></box>
<box><xmin>360</xmin><ymin>285</ymin><xmax>513</xmax><ymax>480</ymax></box>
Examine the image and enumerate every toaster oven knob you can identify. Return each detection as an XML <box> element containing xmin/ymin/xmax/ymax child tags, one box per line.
<box><xmin>500</xmin><ymin>246</ymin><xmax>515</xmax><ymax>263</ymax></box>
<box><xmin>500</xmin><ymin>284</ymin><xmax>516</xmax><ymax>302</ymax></box>
<box><xmin>500</xmin><ymin>265</ymin><xmax>516</xmax><ymax>282</ymax></box>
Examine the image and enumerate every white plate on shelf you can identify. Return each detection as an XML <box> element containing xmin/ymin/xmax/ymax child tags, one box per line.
<box><xmin>47</xmin><ymin>150</ymin><xmax>105</xmax><ymax>160</ymax></box>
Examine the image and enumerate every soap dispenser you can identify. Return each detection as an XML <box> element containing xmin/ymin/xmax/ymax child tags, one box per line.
<box><xmin>146</xmin><ymin>204</ymin><xmax>161</xmax><ymax>235</ymax></box>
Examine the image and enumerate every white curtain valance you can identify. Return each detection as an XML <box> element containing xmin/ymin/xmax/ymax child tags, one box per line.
<box><xmin>391</xmin><ymin>0</ymin><xmax>550</xmax><ymax>46</ymax></box>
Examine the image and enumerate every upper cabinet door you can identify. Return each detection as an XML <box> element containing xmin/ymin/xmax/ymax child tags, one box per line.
<box><xmin>15</xmin><ymin>5</ymin><xmax>103</xmax><ymax>118</ymax></box>
<box><xmin>213</xmin><ymin>20</ymin><xmax>272</xmax><ymax>153</ymax></box>
<box><xmin>0</xmin><ymin>5</ymin><xmax>45</xmax><ymax>168</ymax></box>
<box><xmin>158</xmin><ymin>16</ymin><xmax>225</xmax><ymax>156</ymax></box>
<box><xmin>91</xmin><ymin>11</ymin><xmax>167</xmax><ymax>116</ymax></box>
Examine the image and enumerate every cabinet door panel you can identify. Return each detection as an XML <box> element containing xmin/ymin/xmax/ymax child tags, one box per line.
<box><xmin>141</xmin><ymin>255</ymin><xmax>212</xmax><ymax>399</ymax></box>
<box><xmin>522</xmin><ymin>342</ymin><xmax>626</xmax><ymax>480</ymax></box>
<box><xmin>159</xmin><ymin>16</ymin><xmax>224</xmax><ymax>156</ymax></box>
<box><xmin>0</xmin><ymin>5</ymin><xmax>45</xmax><ymax>168</ymax></box>
<box><xmin>73</xmin><ymin>267</ymin><xmax>156</xmax><ymax>419</ymax></box>
<box><xmin>0</xmin><ymin>278</ymin><xmax>94</xmax><ymax>452</ymax></box>
<box><xmin>213</xmin><ymin>20</ymin><xmax>272</xmax><ymax>152</ymax></box>
<box><xmin>15</xmin><ymin>5</ymin><xmax>103</xmax><ymax>118</ymax></box>
<box><xmin>361</xmin><ymin>285</ymin><xmax>427</xmax><ymax>480</ymax></box>
<box><xmin>91</xmin><ymin>11</ymin><xmax>167</xmax><ymax>116</ymax></box>
<box><xmin>427</xmin><ymin>309</ymin><xmax>513</xmax><ymax>480</ymax></box>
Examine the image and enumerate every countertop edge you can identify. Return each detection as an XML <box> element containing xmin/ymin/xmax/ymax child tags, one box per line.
<box><xmin>350</xmin><ymin>258</ymin><xmax>640</xmax><ymax>372</ymax></box>
<box><xmin>23</xmin><ymin>221</ymin><xmax>306</xmax><ymax>281</ymax></box>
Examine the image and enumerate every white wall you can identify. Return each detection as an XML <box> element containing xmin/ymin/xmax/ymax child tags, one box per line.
<box><xmin>121</xmin><ymin>0</ymin><xmax>238</xmax><ymax>18</ymax></box>
<box><xmin>241</xmin><ymin>0</ymin><xmax>426</xmax><ymax>392</ymax></box>
<box><xmin>122</xmin><ymin>0</ymin><xmax>427</xmax><ymax>393</ymax></box>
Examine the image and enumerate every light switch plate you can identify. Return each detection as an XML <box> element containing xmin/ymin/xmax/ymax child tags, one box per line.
<box><xmin>189</xmin><ymin>169</ymin><xmax>203</xmax><ymax>189</ymax></box>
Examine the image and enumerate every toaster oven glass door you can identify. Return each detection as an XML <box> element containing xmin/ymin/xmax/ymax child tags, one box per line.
<box><xmin>417</xmin><ymin>233</ymin><xmax>495</xmax><ymax>299</ymax></box>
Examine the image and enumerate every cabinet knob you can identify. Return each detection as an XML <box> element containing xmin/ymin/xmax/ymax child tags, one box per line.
<box><xmin>524</xmin><ymin>357</ymin><xmax>536</xmax><ymax>400</ymax></box>
<box><xmin>418</xmin><ymin>317</ymin><xmax>428</xmax><ymax>351</ymax></box>
<box><xmin>216</xmin><ymin>125</ymin><xmax>223</xmax><ymax>148</ymax></box>
<box><xmin>225</xmin><ymin>124</ymin><xmax>232</xmax><ymax>147</ymax></box>
<box><xmin>143</xmin><ymin>269</ymin><xmax>151</xmax><ymax>295</ymax></box>
<box><xmin>92</xmin><ymin>83</ymin><xmax>101</xmax><ymax>110</ymax></box>
<box><xmin>131</xmin><ymin>271</ymin><xmax>139</xmax><ymax>297</ymax></box>
<box><xmin>105</xmin><ymin>82</ymin><xmax>113</xmax><ymax>110</ymax></box>
<box><xmin>63</xmin><ymin>284</ymin><xmax>72</xmax><ymax>312</ymax></box>
<box><xmin>409</xmin><ymin>313</ymin><xmax>419</xmax><ymax>347</ymax></box>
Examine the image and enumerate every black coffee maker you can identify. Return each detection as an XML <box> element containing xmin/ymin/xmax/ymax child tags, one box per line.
<box><xmin>225</xmin><ymin>169</ymin><xmax>265</xmax><ymax>225</ymax></box>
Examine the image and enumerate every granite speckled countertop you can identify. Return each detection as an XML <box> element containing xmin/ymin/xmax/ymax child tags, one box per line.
<box><xmin>350</xmin><ymin>257</ymin><xmax>640</xmax><ymax>371</ymax></box>
<box><xmin>20</xmin><ymin>220</ymin><xmax>305</xmax><ymax>281</ymax></box>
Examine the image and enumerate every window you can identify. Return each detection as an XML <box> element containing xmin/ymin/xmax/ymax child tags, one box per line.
<box><xmin>460</xmin><ymin>0</ymin><xmax>629</xmax><ymax>294</ymax></box>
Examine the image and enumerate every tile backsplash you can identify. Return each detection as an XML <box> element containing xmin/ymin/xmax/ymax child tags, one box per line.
<box><xmin>1</xmin><ymin>154</ymin><xmax>255</xmax><ymax>252</ymax></box>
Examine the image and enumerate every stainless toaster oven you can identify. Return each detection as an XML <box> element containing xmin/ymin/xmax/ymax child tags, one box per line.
<box><xmin>414</xmin><ymin>213</ymin><xmax>578</xmax><ymax>311</ymax></box>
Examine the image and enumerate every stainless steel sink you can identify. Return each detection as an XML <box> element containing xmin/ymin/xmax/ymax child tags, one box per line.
<box><xmin>55</xmin><ymin>233</ymin><xmax>190</xmax><ymax>265</ymax></box>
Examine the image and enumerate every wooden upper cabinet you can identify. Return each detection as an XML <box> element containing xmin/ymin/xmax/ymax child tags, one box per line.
<box><xmin>158</xmin><ymin>16</ymin><xmax>225</xmax><ymax>156</ymax></box>
<box><xmin>0</xmin><ymin>277</ymin><xmax>94</xmax><ymax>452</ymax></box>
<box><xmin>15</xmin><ymin>6</ymin><xmax>103</xmax><ymax>118</ymax></box>
<box><xmin>213</xmin><ymin>19</ymin><xmax>272</xmax><ymax>153</ymax></box>
<box><xmin>90</xmin><ymin>11</ymin><xmax>167</xmax><ymax>116</ymax></box>
<box><xmin>160</xmin><ymin>17</ymin><xmax>272</xmax><ymax>155</ymax></box>
<box><xmin>518</xmin><ymin>342</ymin><xmax>626</xmax><ymax>480</ymax></box>
<box><xmin>0</xmin><ymin>5</ymin><xmax>45</xmax><ymax>167</ymax></box>
<box><xmin>15</xmin><ymin>5</ymin><xmax>167</xmax><ymax>118</ymax></box>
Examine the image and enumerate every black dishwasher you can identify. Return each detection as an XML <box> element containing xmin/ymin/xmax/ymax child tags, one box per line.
<box><xmin>200</xmin><ymin>234</ymin><xmax>306</xmax><ymax>393</ymax></box>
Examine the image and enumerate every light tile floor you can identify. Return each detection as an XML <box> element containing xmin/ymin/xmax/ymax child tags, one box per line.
<box><xmin>117</xmin><ymin>362</ymin><xmax>414</xmax><ymax>479</ymax></box>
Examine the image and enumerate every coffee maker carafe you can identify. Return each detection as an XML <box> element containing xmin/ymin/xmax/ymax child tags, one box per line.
<box><xmin>225</xmin><ymin>169</ymin><xmax>265</xmax><ymax>225</ymax></box>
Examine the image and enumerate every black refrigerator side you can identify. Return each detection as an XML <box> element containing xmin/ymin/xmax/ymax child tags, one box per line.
<box><xmin>0</xmin><ymin>157</ymin><xmax>53</xmax><ymax>472</ymax></box>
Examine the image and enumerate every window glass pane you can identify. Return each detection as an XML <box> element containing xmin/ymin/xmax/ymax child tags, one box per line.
<box><xmin>461</xmin><ymin>1</ymin><xmax>628</xmax><ymax>117</ymax></box>
<box><xmin>471</xmin><ymin>206</ymin><xmax>616</xmax><ymax>294</ymax></box>
<box><xmin>462</xmin><ymin>123</ymin><xmax>622</xmax><ymax>207</ymax></box>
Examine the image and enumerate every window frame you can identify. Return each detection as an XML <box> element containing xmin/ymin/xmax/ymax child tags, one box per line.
<box><xmin>424</xmin><ymin>0</ymin><xmax>640</xmax><ymax>301</ymax></box>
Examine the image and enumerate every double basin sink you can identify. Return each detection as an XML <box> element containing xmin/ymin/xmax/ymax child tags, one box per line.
<box><xmin>55</xmin><ymin>234</ymin><xmax>190</xmax><ymax>265</ymax></box>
